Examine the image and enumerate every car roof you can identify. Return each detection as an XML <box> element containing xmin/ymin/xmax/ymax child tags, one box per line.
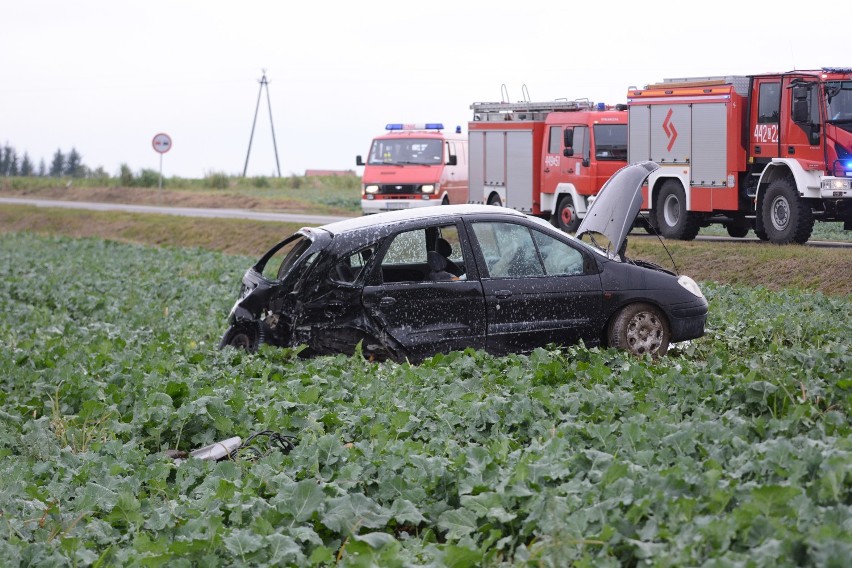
<box><xmin>317</xmin><ymin>204</ymin><xmax>529</xmax><ymax>236</ymax></box>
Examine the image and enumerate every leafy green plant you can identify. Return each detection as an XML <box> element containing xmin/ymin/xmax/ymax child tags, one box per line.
<box><xmin>0</xmin><ymin>232</ymin><xmax>849</xmax><ymax>566</ymax></box>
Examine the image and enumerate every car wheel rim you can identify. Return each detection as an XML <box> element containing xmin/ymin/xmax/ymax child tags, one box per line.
<box><xmin>770</xmin><ymin>195</ymin><xmax>789</xmax><ymax>231</ymax></box>
<box><xmin>663</xmin><ymin>195</ymin><xmax>680</xmax><ymax>227</ymax></box>
<box><xmin>625</xmin><ymin>311</ymin><xmax>663</xmax><ymax>355</ymax></box>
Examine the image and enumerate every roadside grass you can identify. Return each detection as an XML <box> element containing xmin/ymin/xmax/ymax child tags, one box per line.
<box><xmin>0</xmin><ymin>174</ymin><xmax>362</xmax><ymax>215</ymax></box>
<box><xmin>2</xmin><ymin>203</ymin><xmax>850</xmax><ymax>297</ymax></box>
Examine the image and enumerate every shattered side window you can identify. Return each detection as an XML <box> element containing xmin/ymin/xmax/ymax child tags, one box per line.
<box><xmin>330</xmin><ymin>246</ymin><xmax>376</xmax><ymax>284</ymax></box>
<box><xmin>259</xmin><ymin>235</ymin><xmax>311</xmax><ymax>281</ymax></box>
<box><xmin>531</xmin><ymin>229</ymin><xmax>585</xmax><ymax>275</ymax></box>
<box><xmin>472</xmin><ymin>222</ymin><xmax>545</xmax><ymax>278</ymax></box>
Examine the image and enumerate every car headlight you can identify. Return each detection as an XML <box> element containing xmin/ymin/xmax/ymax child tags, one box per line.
<box><xmin>421</xmin><ymin>184</ymin><xmax>436</xmax><ymax>194</ymax></box>
<box><xmin>364</xmin><ymin>184</ymin><xmax>379</xmax><ymax>194</ymax></box>
<box><xmin>677</xmin><ymin>275</ymin><xmax>705</xmax><ymax>299</ymax></box>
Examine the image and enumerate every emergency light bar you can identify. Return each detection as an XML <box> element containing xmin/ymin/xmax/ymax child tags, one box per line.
<box><xmin>385</xmin><ymin>123</ymin><xmax>444</xmax><ymax>131</ymax></box>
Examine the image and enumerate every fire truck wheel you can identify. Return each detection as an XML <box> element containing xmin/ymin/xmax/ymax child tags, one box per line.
<box><xmin>487</xmin><ymin>193</ymin><xmax>502</xmax><ymax>207</ymax></box>
<box><xmin>655</xmin><ymin>180</ymin><xmax>700</xmax><ymax>240</ymax></box>
<box><xmin>441</xmin><ymin>195</ymin><xmax>450</xmax><ymax>205</ymax></box>
<box><xmin>555</xmin><ymin>196</ymin><xmax>581</xmax><ymax>233</ymax></box>
<box><xmin>761</xmin><ymin>177</ymin><xmax>814</xmax><ymax>244</ymax></box>
<box><xmin>725</xmin><ymin>223</ymin><xmax>748</xmax><ymax>239</ymax></box>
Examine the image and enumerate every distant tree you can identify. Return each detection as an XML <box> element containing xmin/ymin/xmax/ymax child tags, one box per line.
<box><xmin>65</xmin><ymin>148</ymin><xmax>83</xmax><ymax>177</ymax></box>
<box><xmin>6</xmin><ymin>148</ymin><xmax>19</xmax><ymax>176</ymax></box>
<box><xmin>90</xmin><ymin>166</ymin><xmax>108</xmax><ymax>179</ymax></box>
<box><xmin>119</xmin><ymin>163</ymin><xmax>134</xmax><ymax>186</ymax></box>
<box><xmin>0</xmin><ymin>145</ymin><xmax>10</xmax><ymax>175</ymax></box>
<box><xmin>20</xmin><ymin>152</ymin><xmax>33</xmax><ymax>176</ymax></box>
<box><xmin>37</xmin><ymin>159</ymin><xmax>47</xmax><ymax>177</ymax></box>
<box><xmin>50</xmin><ymin>149</ymin><xmax>65</xmax><ymax>177</ymax></box>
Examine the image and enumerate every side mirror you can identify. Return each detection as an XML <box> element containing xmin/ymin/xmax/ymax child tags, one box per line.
<box><xmin>446</xmin><ymin>155</ymin><xmax>458</xmax><ymax>166</ymax></box>
<box><xmin>356</xmin><ymin>155</ymin><xmax>365</xmax><ymax>166</ymax></box>
<box><xmin>563</xmin><ymin>148</ymin><xmax>574</xmax><ymax>157</ymax></box>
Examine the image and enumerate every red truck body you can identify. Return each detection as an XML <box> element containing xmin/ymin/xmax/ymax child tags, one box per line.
<box><xmin>627</xmin><ymin>68</ymin><xmax>852</xmax><ymax>243</ymax></box>
<box><xmin>467</xmin><ymin>100</ymin><xmax>628</xmax><ymax>232</ymax></box>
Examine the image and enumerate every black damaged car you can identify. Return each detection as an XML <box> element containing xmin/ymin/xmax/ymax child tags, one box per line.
<box><xmin>221</xmin><ymin>161</ymin><xmax>707</xmax><ymax>360</ymax></box>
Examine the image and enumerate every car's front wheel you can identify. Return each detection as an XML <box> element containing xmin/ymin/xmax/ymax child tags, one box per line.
<box><xmin>608</xmin><ymin>303</ymin><xmax>670</xmax><ymax>357</ymax></box>
<box><xmin>220</xmin><ymin>322</ymin><xmax>261</xmax><ymax>352</ymax></box>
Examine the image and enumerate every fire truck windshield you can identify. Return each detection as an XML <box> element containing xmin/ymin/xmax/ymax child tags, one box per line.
<box><xmin>368</xmin><ymin>138</ymin><xmax>443</xmax><ymax>165</ymax></box>
<box><xmin>593</xmin><ymin>124</ymin><xmax>628</xmax><ymax>160</ymax></box>
<box><xmin>826</xmin><ymin>81</ymin><xmax>852</xmax><ymax>123</ymax></box>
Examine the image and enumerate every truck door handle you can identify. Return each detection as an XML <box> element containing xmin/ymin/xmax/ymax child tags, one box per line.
<box><xmin>495</xmin><ymin>290</ymin><xmax>512</xmax><ymax>299</ymax></box>
<box><xmin>543</xmin><ymin>168</ymin><xmax>550</xmax><ymax>173</ymax></box>
<box><xmin>379</xmin><ymin>297</ymin><xmax>397</xmax><ymax>307</ymax></box>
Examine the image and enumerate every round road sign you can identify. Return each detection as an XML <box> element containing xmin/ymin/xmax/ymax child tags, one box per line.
<box><xmin>152</xmin><ymin>133</ymin><xmax>172</xmax><ymax>154</ymax></box>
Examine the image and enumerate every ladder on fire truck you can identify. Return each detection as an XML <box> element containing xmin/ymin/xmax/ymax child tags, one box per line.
<box><xmin>471</xmin><ymin>99</ymin><xmax>594</xmax><ymax>122</ymax></box>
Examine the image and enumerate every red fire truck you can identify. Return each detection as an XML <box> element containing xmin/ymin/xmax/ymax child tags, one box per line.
<box><xmin>356</xmin><ymin>123</ymin><xmax>468</xmax><ymax>215</ymax></box>
<box><xmin>627</xmin><ymin>68</ymin><xmax>852</xmax><ymax>243</ymax></box>
<box><xmin>467</xmin><ymin>100</ymin><xmax>628</xmax><ymax>232</ymax></box>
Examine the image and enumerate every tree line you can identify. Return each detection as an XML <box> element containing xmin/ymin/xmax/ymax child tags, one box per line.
<box><xmin>0</xmin><ymin>143</ymin><xmax>107</xmax><ymax>178</ymax></box>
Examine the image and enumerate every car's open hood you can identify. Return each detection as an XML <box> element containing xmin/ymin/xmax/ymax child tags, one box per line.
<box><xmin>575</xmin><ymin>161</ymin><xmax>659</xmax><ymax>256</ymax></box>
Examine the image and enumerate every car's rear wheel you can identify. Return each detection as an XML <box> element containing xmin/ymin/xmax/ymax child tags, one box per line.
<box><xmin>608</xmin><ymin>303</ymin><xmax>670</xmax><ymax>357</ymax></box>
<box><xmin>220</xmin><ymin>322</ymin><xmax>261</xmax><ymax>352</ymax></box>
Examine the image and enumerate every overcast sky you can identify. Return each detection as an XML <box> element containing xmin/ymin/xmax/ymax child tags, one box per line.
<box><xmin>3</xmin><ymin>1</ymin><xmax>848</xmax><ymax>179</ymax></box>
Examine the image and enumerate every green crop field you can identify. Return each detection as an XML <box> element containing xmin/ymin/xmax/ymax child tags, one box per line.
<box><xmin>1</xmin><ymin>233</ymin><xmax>850</xmax><ymax>566</ymax></box>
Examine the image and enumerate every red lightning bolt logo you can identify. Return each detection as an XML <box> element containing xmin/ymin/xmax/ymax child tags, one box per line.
<box><xmin>662</xmin><ymin>108</ymin><xmax>678</xmax><ymax>152</ymax></box>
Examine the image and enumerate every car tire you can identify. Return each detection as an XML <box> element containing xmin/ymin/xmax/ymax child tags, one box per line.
<box><xmin>655</xmin><ymin>180</ymin><xmax>701</xmax><ymax>240</ymax></box>
<box><xmin>608</xmin><ymin>303</ymin><xmax>670</xmax><ymax>357</ymax></box>
<box><xmin>487</xmin><ymin>193</ymin><xmax>502</xmax><ymax>207</ymax></box>
<box><xmin>555</xmin><ymin>195</ymin><xmax>581</xmax><ymax>233</ymax></box>
<box><xmin>761</xmin><ymin>177</ymin><xmax>814</xmax><ymax>244</ymax></box>
<box><xmin>220</xmin><ymin>322</ymin><xmax>260</xmax><ymax>352</ymax></box>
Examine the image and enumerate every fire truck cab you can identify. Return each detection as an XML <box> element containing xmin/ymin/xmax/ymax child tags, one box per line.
<box><xmin>468</xmin><ymin>100</ymin><xmax>628</xmax><ymax>232</ymax></box>
<box><xmin>356</xmin><ymin>123</ymin><xmax>468</xmax><ymax>215</ymax></box>
<box><xmin>627</xmin><ymin>68</ymin><xmax>852</xmax><ymax>243</ymax></box>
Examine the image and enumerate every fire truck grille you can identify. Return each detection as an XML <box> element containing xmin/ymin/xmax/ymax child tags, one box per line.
<box><xmin>379</xmin><ymin>184</ymin><xmax>419</xmax><ymax>195</ymax></box>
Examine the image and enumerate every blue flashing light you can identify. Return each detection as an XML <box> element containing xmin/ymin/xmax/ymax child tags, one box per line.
<box><xmin>385</xmin><ymin>123</ymin><xmax>444</xmax><ymax>131</ymax></box>
<box><xmin>846</xmin><ymin>160</ymin><xmax>852</xmax><ymax>169</ymax></box>
<box><xmin>597</xmin><ymin>102</ymin><xmax>606</xmax><ymax>111</ymax></box>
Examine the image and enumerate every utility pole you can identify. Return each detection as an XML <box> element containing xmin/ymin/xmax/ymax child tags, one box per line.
<box><xmin>243</xmin><ymin>70</ymin><xmax>282</xmax><ymax>177</ymax></box>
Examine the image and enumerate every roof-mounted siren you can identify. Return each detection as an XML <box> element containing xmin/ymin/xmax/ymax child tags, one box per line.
<box><xmin>385</xmin><ymin>123</ymin><xmax>445</xmax><ymax>131</ymax></box>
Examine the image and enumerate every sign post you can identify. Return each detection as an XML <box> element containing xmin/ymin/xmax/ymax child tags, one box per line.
<box><xmin>152</xmin><ymin>133</ymin><xmax>172</xmax><ymax>189</ymax></box>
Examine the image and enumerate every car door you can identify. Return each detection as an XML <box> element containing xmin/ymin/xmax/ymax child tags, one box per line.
<box><xmin>467</xmin><ymin>219</ymin><xmax>603</xmax><ymax>355</ymax></box>
<box><xmin>361</xmin><ymin>221</ymin><xmax>486</xmax><ymax>360</ymax></box>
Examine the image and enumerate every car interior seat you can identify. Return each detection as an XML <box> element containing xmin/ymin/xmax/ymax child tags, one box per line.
<box><xmin>435</xmin><ymin>238</ymin><xmax>463</xmax><ymax>276</ymax></box>
<box><xmin>426</xmin><ymin>251</ymin><xmax>455</xmax><ymax>281</ymax></box>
